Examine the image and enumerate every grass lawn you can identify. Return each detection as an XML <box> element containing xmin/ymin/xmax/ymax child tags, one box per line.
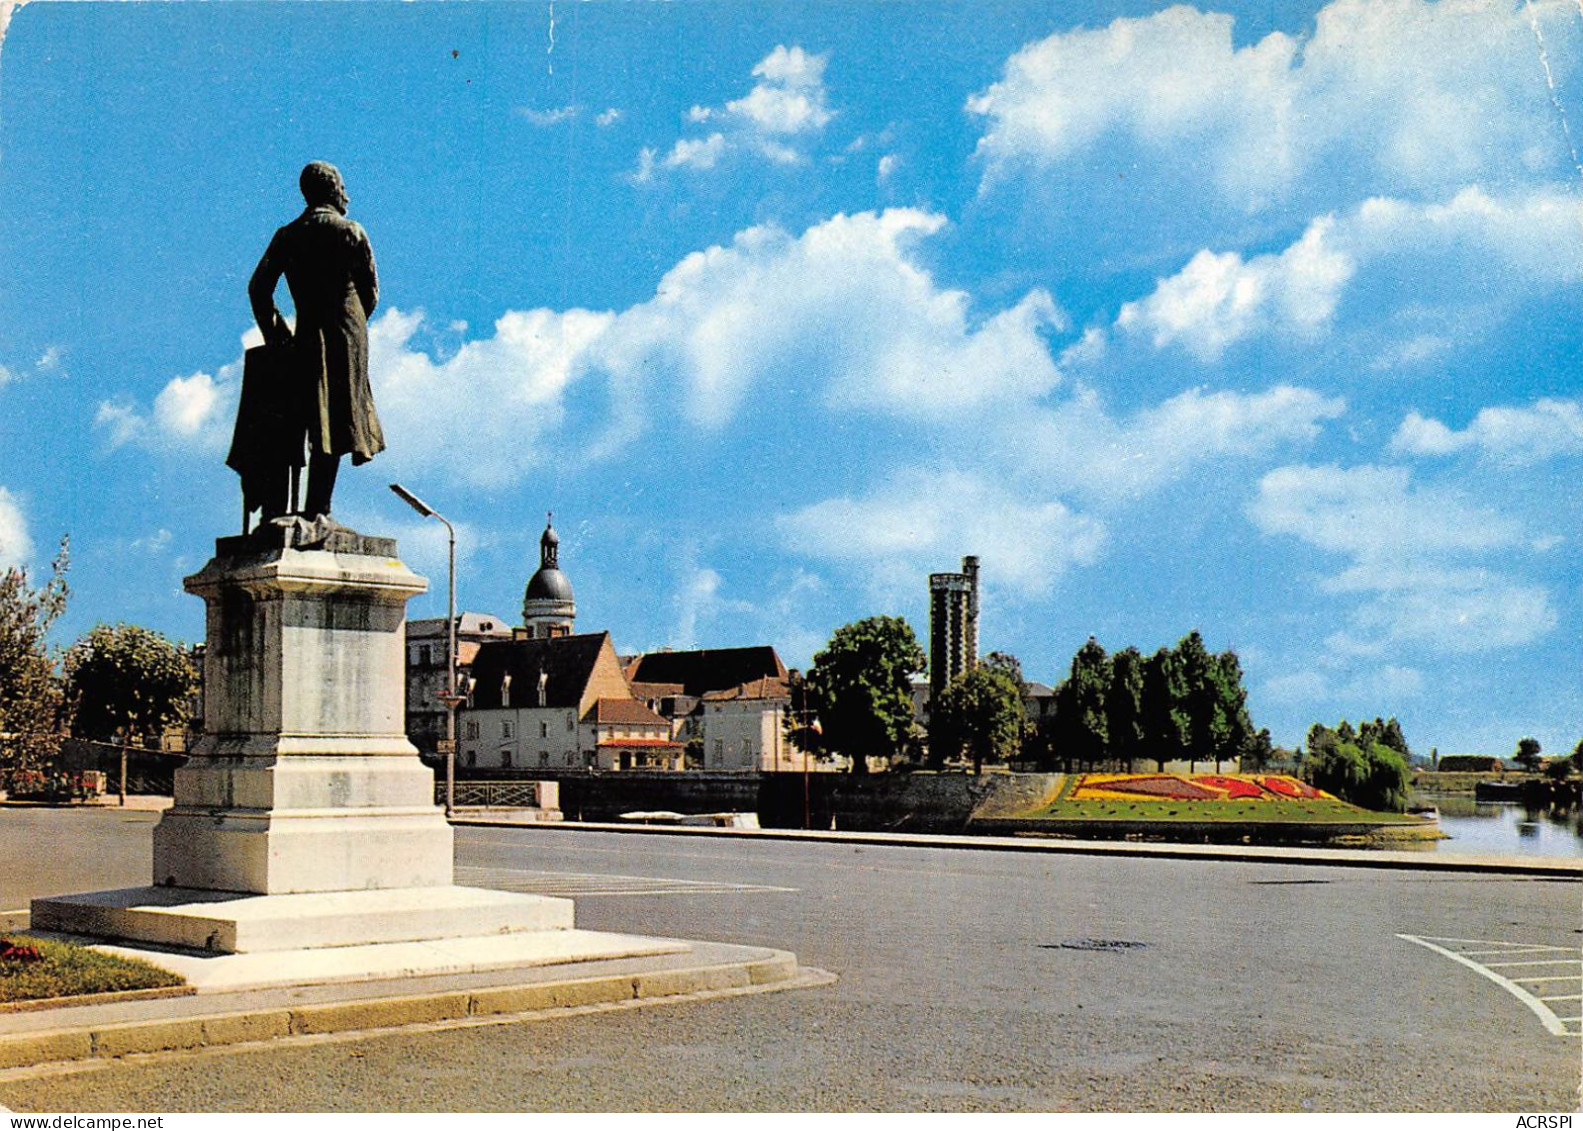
<box><xmin>1023</xmin><ymin>798</ymin><xmax>1422</xmax><ymax>824</ymax></box>
<box><xmin>0</xmin><ymin>936</ymin><xmax>184</xmax><ymax>1004</ymax></box>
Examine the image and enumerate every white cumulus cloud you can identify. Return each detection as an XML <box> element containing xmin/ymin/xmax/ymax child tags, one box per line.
<box><xmin>1250</xmin><ymin>463</ymin><xmax>1557</xmax><ymax>653</ymax></box>
<box><xmin>776</xmin><ymin>469</ymin><xmax>1106</xmax><ymax>598</ymax></box>
<box><xmin>1117</xmin><ymin>216</ymin><xmax>1354</xmax><ymax>358</ymax></box>
<box><xmin>1014</xmin><ymin>384</ymin><xmax>1346</xmax><ymax>499</ymax></box>
<box><xmin>969</xmin><ymin>0</ymin><xmax>1578</xmax><ymax>213</ymax></box>
<box><xmin>635</xmin><ymin>45</ymin><xmax>834</xmax><ymax>179</ymax></box>
<box><xmin>95</xmin><ymin>368</ymin><xmax>234</xmax><ymax>453</ymax></box>
<box><xmin>0</xmin><ymin>487</ymin><xmax>32</xmax><ymax>569</ymax></box>
<box><xmin>1118</xmin><ymin>188</ymin><xmax>1580</xmax><ymax>357</ymax></box>
<box><xmin>153</xmin><ymin>372</ymin><xmax>222</xmax><ymax>437</ymax></box>
<box><xmin>1391</xmin><ymin>398</ymin><xmax>1583</xmax><ymax>464</ymax></box>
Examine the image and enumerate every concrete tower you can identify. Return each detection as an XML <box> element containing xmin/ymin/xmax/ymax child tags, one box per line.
<box><xmin>929</xmin><ymin>554</ymin><xmax>980</xmax><ymax>698</ymax></box>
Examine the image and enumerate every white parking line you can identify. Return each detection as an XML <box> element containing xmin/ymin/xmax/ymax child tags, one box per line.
<box><xmin>455</xmin><ymin>865</ymin><xmax>798</xmax><ymax>898</ymax></box>
<box><xmin>1400</xmin><ymin>934</ymin><xmax>1582</xmax><ymax>1039</ymax></box>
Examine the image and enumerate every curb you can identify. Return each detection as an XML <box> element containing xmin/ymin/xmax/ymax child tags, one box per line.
<box><xmin>0</xmin><ymin>952</ymin><xmax>811</xmax><ymax>1072</ymax></box>
<box><xmin>452</xmin><ymin>819</ymin><xmax>1583</xmax><ymax>876</ymax></box>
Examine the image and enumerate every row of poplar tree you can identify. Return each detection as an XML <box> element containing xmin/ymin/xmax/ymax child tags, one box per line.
<box><xmin>1032</xmin><ymin>630</ymin><xmax>1269</xmax><ymax>773</ymax></box>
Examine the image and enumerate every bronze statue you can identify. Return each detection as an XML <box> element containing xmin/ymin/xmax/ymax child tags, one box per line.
<box><xmin>234</xmin><ymin>161</ymin><xmax>385</xmax><ymax>526</ymax></box>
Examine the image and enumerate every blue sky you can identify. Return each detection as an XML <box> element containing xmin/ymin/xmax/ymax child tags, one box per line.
<box><xmin>0</xmin><ymin>0</ymin><xmax>1579</xmax><ymax>756</ymax></box>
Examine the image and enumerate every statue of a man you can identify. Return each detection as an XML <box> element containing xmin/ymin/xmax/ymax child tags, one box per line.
<box><xmin>246</xmin><ymin>161</ymin><xmax>385</xmax><ymax>521</ymax></box>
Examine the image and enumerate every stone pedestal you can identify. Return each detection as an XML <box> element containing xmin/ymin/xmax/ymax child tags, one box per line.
<box><xmin>151</xmin><ymin>527</ymin><xmax>452</xmax><ymax>893</ymax></box>
<box><xmin>33</xmin><ymin>525</ymin><xmax>620</xmax><ymax>968</ymax></box>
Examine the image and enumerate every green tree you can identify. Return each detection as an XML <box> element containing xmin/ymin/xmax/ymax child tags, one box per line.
<box><xmin>782</xmin><ymin>670</ymin><xmax>823</xmax><ymax>760</ymax></box>
<box><xmin>1141</xmin><ymin>645</ymin><xmax>1190</xmax><ymax>772</ymax></box>
<box><xmin>982</xmin><ymin>651</ymin><xmax>1025</xmax><ymax>691</ymax></box>
<box><xmin>805</xmin><ymin>616</ymin><xmax>926</xmax><ymax>775</ymax></box>
<box><xmin>1208</xmin><ymin>648</ymin><xmax>1254</xmax><ymax>772</ymax></box>
<box><xmin>1176</xmin><ymin>631</ymin><xmax>1231</xmax><ymax>772</ymax></box>
<box><xmin>1359</xmin><ymin>717</ymin><xmax>1411</xmax><ymax>761</ymax></box>
<box><xmin>65</xmin><ymin>624</ymin><xmax>198</xmax><ymax>745</ymax></box>
<box><xmin>1241</xmin><ymin>727</ymin><xmax>1276</xmax><ymax>772</ymax></box>
<box><xmin>1305</xmin><ymin>740</ymin><xmax>1412</xmax><ymax>812</ymax></box>
<box><xmin>930</xmin><ymin>666</ymin><xmax>1023</xmax><ymax>774</ymax></box>
<box><xmin>1307</xmin><ymin>722</ymin><xmax>1341</xmax><ymax>763</ymax></box>
<box><xmin>1513</xmin><ymin>737</ymin><xmax>1542</xmax><ymax>773</ymax></box>
<box><xmin>1050</xmin><ymin>637</ymin><xmax>1110</xmax><ymax>771</ymax></box>
<box><xmin>1106</xmin><ymin>646</ymin><xmax>1146</xmax><ymax>771</ymax></box>
<box><xmin>0</xmin><ymin>539</ymin><xmax>70</xmax><ymax>792</ymax></box>
<box><xmin>1572</xmin><ymin>738</ymin><xmax>1583</xmax><ymax>776</ymax></box>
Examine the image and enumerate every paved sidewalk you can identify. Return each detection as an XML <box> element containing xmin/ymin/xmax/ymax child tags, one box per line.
<box><xmin>456</xmin><ymin>818</ymin><xmax>1583</xmax><ymax>876</ymax></box>
<box><xmin>0</xmin><ymin>940</ymin><xmax>827</xmax><ymax>1073</ymax></box>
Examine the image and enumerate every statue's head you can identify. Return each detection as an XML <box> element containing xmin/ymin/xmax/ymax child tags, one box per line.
<box><xmin>299</xmin><ymin>161</ymin><xmax>349</xmax><ymax>214</ymax></box>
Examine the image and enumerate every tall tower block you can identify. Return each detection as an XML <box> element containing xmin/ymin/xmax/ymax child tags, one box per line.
<box><xmin>929</xmin><ymin>555</ymin><xmax>980</xmax><ymax>698</ymax></box>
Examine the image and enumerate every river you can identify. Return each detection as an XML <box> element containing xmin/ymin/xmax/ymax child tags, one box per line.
<box><xmin>1423</xmin><ymin>795</ymin><xmax>1583</xmax><ymax>858</ymax></box>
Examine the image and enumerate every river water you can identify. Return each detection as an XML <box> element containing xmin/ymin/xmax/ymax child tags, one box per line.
<box><xmin>1424</xmin><ymin>796</ymin><xmax>1583</xmax><ymax>858</ymax></box>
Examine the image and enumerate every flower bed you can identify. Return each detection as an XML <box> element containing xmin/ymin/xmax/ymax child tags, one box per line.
<box><xmin>1071</xmin><ymin>773</ymin><xmax>1332</xmax><ymax>803</ymax></box>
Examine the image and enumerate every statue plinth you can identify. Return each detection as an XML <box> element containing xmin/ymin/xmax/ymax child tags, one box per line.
<box><xmin>150</xmin><ymin>531</ymin><xmax>451</xmax><ymax>893</ymax></box>
<box><xmin>29</xmin><ymin>528</ymin><xmax>690</xmax><ymax>979</ymax></box>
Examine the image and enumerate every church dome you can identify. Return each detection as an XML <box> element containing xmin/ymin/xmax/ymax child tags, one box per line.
<box><xmin>525</xmin><ymin>566</ymin><xmax>574</xmax><ymax>603</ymax></box>
<box><xmin>521</xmin><ymin>514</ymin><xmax>576</xmax><ymax>636</ymax></box>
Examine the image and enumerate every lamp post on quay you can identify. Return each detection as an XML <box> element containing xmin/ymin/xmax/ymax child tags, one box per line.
<box><xmin>389</xmin><ymin>482</ymin><xmax>458</xmax><ymax>818</ymax></box>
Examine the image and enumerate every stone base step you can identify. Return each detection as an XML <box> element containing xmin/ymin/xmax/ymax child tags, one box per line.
<box><xmin>31</xmin><ymin>885</ymin><xmax>575</xmax><ymax>955</ymax></box>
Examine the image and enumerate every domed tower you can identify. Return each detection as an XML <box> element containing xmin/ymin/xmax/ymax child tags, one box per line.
<box><xmin>521</xmin><ymin>514</ymin><xmax>576</xmax><ymax>639</ymax></box>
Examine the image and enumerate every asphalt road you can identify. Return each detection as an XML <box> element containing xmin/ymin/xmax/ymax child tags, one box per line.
<box><xmin>1</xmin><ymin>808</ymin><xmax>1579</xmax><ymax>1112</ymax></box>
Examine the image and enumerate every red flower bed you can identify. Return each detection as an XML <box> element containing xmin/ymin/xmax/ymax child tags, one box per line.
<box><xmin>1079</xmin><ymin>775</ymin><xmax>1221</xmax><ymax>800</ymax></box>
<box><xmin>1195</xmin><ymin>775</ymin><xmax>1266</xmax><ymax>800</ymax></box>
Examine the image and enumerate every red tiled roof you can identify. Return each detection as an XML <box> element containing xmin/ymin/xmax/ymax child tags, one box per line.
<box><xmin>584</xmin><ymin>697</ymin><xmax>670</xmax><ymax>726</ymax></box>
<box><xmin>701</xmin><ymin>676</ymin><xmax>791</xmax><ymax>702</ymax></box>
<box><xmin>629</xmin><ymin>681</ymin><xmax>686</xmax><ymax>698</ymax></box>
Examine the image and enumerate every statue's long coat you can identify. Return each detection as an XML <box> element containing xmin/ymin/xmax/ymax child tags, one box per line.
<box><xmin>248</xmin><ymin>205</ymin><xmax>385</xmax><ymax>465</ymax></box>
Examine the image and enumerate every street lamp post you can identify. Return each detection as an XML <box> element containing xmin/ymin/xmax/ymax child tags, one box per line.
<box><xmin>389</xmin><ymin>482</ymin><xmax>458</xmax><ymax>819</ymax></box>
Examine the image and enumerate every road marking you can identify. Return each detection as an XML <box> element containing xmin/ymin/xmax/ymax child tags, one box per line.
<box><xmin>455</xmin><ymin>866</ymin><xmax>797</xmax><ymax>898</ymax></box>
<box><xmin>1400</xmin><ymin>934</ymin><xmax>1582</xmax><ymax>1038</ymax></box>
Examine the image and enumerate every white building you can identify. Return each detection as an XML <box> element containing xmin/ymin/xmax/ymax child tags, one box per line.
<box><xmin>461</xmin><ymin>631</ymin><xmax>681</xmax><ymax>771</ymax></box>
<box><xmin>696</xmin><ymin>676</ymin><xmax>800</xmax><ymax>772</ymax></box>
<box><xmin>404</xmin><ymin>612</ymin><xmax>512</xmax><ymax>757</ymax></box>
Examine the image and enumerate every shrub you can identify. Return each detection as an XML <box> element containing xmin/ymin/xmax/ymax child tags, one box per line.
<box><xmin>1305</xmin><ymin>741</ymin><xmax>1412</xmax><ymax>812</ymax></box>
<box><xmin>1437</xmin><ymin>755</ymin><xmax>1504</xmax><ymax>773</ymax></box>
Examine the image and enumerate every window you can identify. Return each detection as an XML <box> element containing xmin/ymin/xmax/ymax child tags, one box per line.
<box><xmin>465</xmin><ymin>751</ymin><xmax>476</xmax><ymax>767</ymax></box>
<box><xmin>501</xmin><ymin>674</ymin><xmax>512</xmax><ymax>708</ymax></box>
<box><xmin>500</xmin><ymin>751</ymin><xmax>512</xmax><ymax>768</ymax></box>
<box><xmin>713</xmin><ymin>739</ymin><xmax>724</xmax><ymax>761</ymax></box>
<box><xmin>502</xmin><ymin>720</ymin><xmax>514</xmax><ymax>739</ymax></box>
<box><xmin>418</xmin><ymin>644</ymin><xmax>432</xmax><ymax>667</ymax></box>
<box><xmin>464</xmin><ymin>720</ymin><xmax>480</xmax><ymax>740</ymax></box>
<box><xmin>566</xmin><ymin>714</ymin><xmax>574</xmax><ymax>731</ymax></box>
<box><xmin>539</xmin><ymin>751</ymin><xmax>549</xmax><ymax>766</ymax></box>
<box><xmin>540</xmin><ymin>721</ymin><xmax>549</xmax><ymax>739</ymax></box>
